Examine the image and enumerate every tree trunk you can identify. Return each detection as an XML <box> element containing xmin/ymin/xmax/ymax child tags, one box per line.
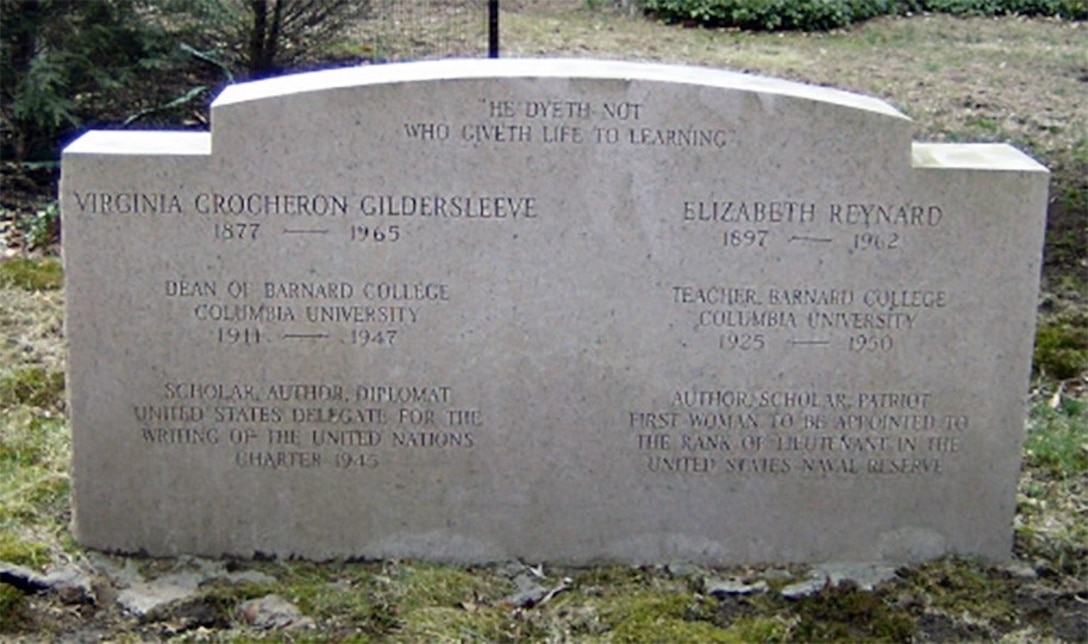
<box><xmin>246</xmin><ymin>0</ymin><xmax>276</xmax><ymax>78</ymax></box>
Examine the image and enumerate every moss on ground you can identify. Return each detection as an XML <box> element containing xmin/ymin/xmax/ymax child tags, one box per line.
<box><xmin>791</xmin><ymin>583</ymin><xmax>915</xmax><ymax>642</ymax></box>
<box><xmin>390</xmin><ymin>563</ymin><xmax>507</xmax><ymax>613</ymax></box>
<box><xmin>0</xmin><ymin>411</ymin><xmax>70</xmax><ymax>525</ymax></box>
<box><xmin>0</xmin><ymin>283</ymin><xmax>65</xmax><ymax>374</ymax></box>
<box><xmin>0</xmin><ymin>367</ymin><xmax>65</xmax><ymax>411</ymax></box>
<box><xmin>388</xmin><ymin>563</ymin><xmax>540</xmax><ymax>641</ymax></box>
<box><xmin>0</xmin><ymin>583</ymin><xmax>29</xmax><ymax>633</ymax></box>
<box><xmin>0</xmin><ymin>530</ymin><xmax>49</xmax><ymax>568</ymax></box>
<box><xmin>178</xmin><ymin>580</ymin><xmax>283</xmax><ymax>630</ymax></box>
<box><xmin>1026</xmin><ymin>395</ymin><xmax>1088</xmax><ymax>478</ymax></box>
<box><xmin>898</xmin><ymin>559</ymin><xmax>1018</xmax><ymax>632</ymax></box>
<box><xmin>0</xmin><ymin>257</ymin><xmax>62</xmax><ymax>291</ymax></box>
<box><xmin>393</xmin><ymin>604</ymin><xmax>544</xmax><ymax>642</ymax></box>
<box><xmin>1016</xmin><ymin>393</ymin><xmax>1088</xmax><ymax>579</ymax></box>
<box><xmin>596</xmin><ymin>590</ymin><xmax>730</xmax><ymax>642</ymax></box>
<box><xmin>1034</xmin><ymin>318</ymin><xmax>1088</xmax><ymax>380</ymax></box>
<box><xmin>282</xmin><ymin>563</ymin><xmax>399</xmax><ymax>637</ymax></box>
<box><xmin>718</xmin><ymin>615</ymin><xmax>791</xmax><ymax>642</ymax></box>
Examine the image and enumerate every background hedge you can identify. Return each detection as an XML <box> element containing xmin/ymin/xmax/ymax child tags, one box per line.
<box><xmin>643</xmin><ymin>0</ymin><xmax>1088</xmax><ymax>30</ymax></box>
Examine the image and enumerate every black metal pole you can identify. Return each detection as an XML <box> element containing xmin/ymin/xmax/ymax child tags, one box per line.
<box><xmin>488</xmin><ymin>0</ymin><xmax>499</xmax><ymax>58</ymax></box>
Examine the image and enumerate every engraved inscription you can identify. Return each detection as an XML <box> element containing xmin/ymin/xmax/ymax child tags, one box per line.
<box><xmin>672</xmin><ymin>285</ymin><xmax>948</xmax><ymax>352</ymax></box>
<box><xmin>137</xmin><ymin>382</ymin><xmax>480</xmax><ymax>470</ymax></box>
<box><xmin>399</xmin><ymin>97</ymin><xmax>732</xmax><ymax>149</ymax></box>
<box><xmin>70</xmin><ymin>190</ymin><xmax>539</xmax><ymax>247</ymax></box>
<box><xmin>630</xmin><ymin>389</ymin><xmax>963</xmax><ymax>477</ymax></box>
<box><xmin>681</xmin><ymin>198</ymin><xmax>945</xmax><ymax>252</ymax></box>
<box><xmin>164</xmin><ymin>278</ymin><xmax>450</xmax><ymax>346</ymax></box>
<box><xmin>358</xmin><ymin>194</ymin><xmax>537</xmax><ymax>219</ymax></box>
<box><xmin>69</xmin><ymin>87</ymin><xmax>1008</xmax><ymax>498</ymax></box>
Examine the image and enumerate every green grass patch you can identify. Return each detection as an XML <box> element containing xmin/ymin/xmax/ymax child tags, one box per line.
<box><xmin>391</xmin><ymin>562</ymin><xmax>506</xmax><ymax>614</ymax></box>
<box><xmin>0</xmin><ymin>411</ymin><xmax>70</xmax><ymax>535</ymax></box>
<box><xmin>177</xmin><ymin>580</ymin><xmax>283</xmax><ymax>629</ymax></box>
<box><xmin>791</xmin><ymin>583</ymin><xmax>914</xmax><ymax>641</ymax></box>
<box><xmin>385</xmin><ymin>562</ymin><xmax>546</xmax><ymax>641</ymax></box>
<box><xmin>274</xmin><ymin>560</ymin><xmax>533</xmax><ymax>640</ymax></box>
<box><xmin>898</xmin><ymin>559</ymin><xmax>1016</xmax><ymax>629</ymax></box>
<box><xmin>1025</xmin><ymin>395</ymin><xmax>1088</xmax><ymax>478</ymax></box>
<box><xmin>0</xmin><ymin>367</ymin><xmax>65</xmax><ymax>411</ymax></box>
<box><xmin>1059</xmin><ymin>184</ymin><xmax>1088</xmax><ymax>213</ymax></box>
<box><xmin>596</xmin><ymin>589</ymin><xmax>731</xmax><ymax>642</ymax></box>
<box><xmin>520</xmin><ymin>568</ymin><xmax>736</xmax><ymax>641</ymax></box>
<box><xmin>1018</xmin><ymin>393</ymin><xmax>1088</xmax><ymax>577</ymax></box>
<box><xmin>277</xmin><ymin>561</ymin><xmax>397</xmax><ymax>637</ymax></box>
<box><xmin>393</xmin><ymin>603</ymin><xmax>544</xmax><ymax>642</ymax></box>
<box><xmin>16</xmin><ymin>202</ymin><xmax>60</xmax><ymax>252</ymax></box>
<box><xmin>571</xmin><ymin>564</ymin><xmax>656</xmax><ymax>591</ymax></box>
<box><xmin>1033</xmin><ymin>318</ymin><xmax>1088</xmax><ymax>380</ymax></box>
<box><xmin>719</xmin><ymin>615</ymin><xmax>791</xmax><ymax>642</ymax></box>
<box><xmin>0</xmin><ymin>530</ymin><xmax>50</xmax><ymax>568</ymax></box>
<box><xmin>0</xmin><ymin>412</ymin><xmax>68</xmax><ymax>472</ymax></box>
<box><xmin>0</xmin><ymin>583</ymin><xmax>29</xmax><ymax>633</ymax></box>
<box><xmin>965</xmin><ymin>116</ymin><xmax>1000</xmax><ymax>134</ymax></box>
<box><xmin>0</xmin><ymin>258</ymin><xmax>63</xmax><ymax>292</ymax></box>
<box><xmin>2</xmin><ymin>469</ymin><xmax>69</xmax><ymax>525</ymax></box>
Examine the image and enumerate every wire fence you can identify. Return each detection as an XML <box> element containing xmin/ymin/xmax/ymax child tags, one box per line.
<box><xmin>351</xmin><ymin>1</ymin><xmax>636</xmax><ymax>61</ymax></box>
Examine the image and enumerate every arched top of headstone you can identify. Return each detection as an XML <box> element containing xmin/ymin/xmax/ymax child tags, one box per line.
<box><xmin>203</xmin><ymin>58</ymin><xmax>916</xmax><ymax>183</ymax></box>
<box><xmin>213</xmin><ymin>58</ymin><xmax>908</xmax><ymax>122</ymax></box>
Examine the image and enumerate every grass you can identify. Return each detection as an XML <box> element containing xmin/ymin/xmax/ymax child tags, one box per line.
<box><xmin>0</xmin><ymin>257</ymin><xmax>62</xmax><ymax>292</ymax></box>
<box><xmin>596</xmin><ymin>590</ymin><xmax>730</xmax><ymax>642</ymax></box>
<box><xmin>0</xmin><ymin>268</ymin><xmax>71</xmax><ymax>585</ymax></box>
<box><xmin>1034</xmin><ymin>318</ymin><xmax>1088</xmax><ymax>380</ymax></box>
<box><xmin>898</xmin><ymin>559</ymin><xmax>1017</xmax><ymax>630</ymax></box>
<box><xmin>0</xmin><ymin>583</ymin><xmax>28</xmax><ymax>633</ymax></box>
<box><xmin>1026</xmin><ymin>395</ymin><xmax>1088</xmax><ymax>478</ymax></box>
<box><xmin>0</xmin><ymin>530</ymin><xmax>50</xmax><ymax>568</ymax></box>
<box><xmin>0</xmin><ymin>407</ymin><xmax>70</xmax><ymax>558</ymax></box>
<box><xmin>790</xmin><ymin>583</ymin><xmax>915</xmax><ymax>641</ymax></box>
<box><xmin>0</xmin><ymin>367</ymin><xmax>64</xmax><ymax>410</ymax></box>
<box><xmin>1017</xmin><ymin>390</ymin><xmax>1088</xmax><ymax>580</ymax></box>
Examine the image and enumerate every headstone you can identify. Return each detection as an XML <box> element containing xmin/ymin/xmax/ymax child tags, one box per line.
<box><xmin>61</xmin><ymin>59</ymin><xmax>1049</xmax><ymax>564</ymax></box>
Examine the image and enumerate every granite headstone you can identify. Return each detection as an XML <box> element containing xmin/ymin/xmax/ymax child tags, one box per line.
<box><xmin>62</xmin><ymin>59</ymin><xmax>1049</xmax><ymax>563</ymax></box>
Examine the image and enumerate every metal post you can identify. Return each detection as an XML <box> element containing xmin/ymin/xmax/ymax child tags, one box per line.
<box><xmin>488</xmin><ymin>0</ymin><xmax>499</xmax><ymax>58</ymax></box>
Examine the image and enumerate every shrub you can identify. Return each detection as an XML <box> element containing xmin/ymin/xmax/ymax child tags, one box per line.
<box><xmin>921</xmin><ymin>0</ymin><xmax>1065</xmax><ymax>15</ymax></box>
<box><xmin>644</xmin><ymin>0</ymin><xmax>1085</xmax><ymax>30</ymax></box>
<box><xmin>645</xmin><ymin>0</ymin><xmax>900</xmax><ymax>29</ymax></box>
<box><xmin>1058</xmin><ymin>0</ymin><xmax>1088</xmax><ymax>16</ymax></box>
<box><xmin>0</xmin><ymin>0</ymin><xmax>176</xmax><ymax>161</ymax></box>
<box><xmin>0</xmin><ymin>1</ymin><xmax>376</xmax><ymax>161</ymax></box>
<box><xmin>158</xmin><ymin>0</ymin><xmax>375</xmax><ymax>79</ymax></box>
<box><xmin>16</xmin><ymin>202</ymin><xmax>60</xmax><ymax>251</ymax></box>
